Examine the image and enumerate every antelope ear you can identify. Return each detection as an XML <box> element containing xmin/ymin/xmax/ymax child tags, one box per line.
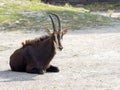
<box><xmin>45</xmin><ymin>28</ymin><xmax>51</xmax><ymax>35</ymax></box>
<box><xmin>63</xmin><ymin>28</ymin><xmax>70</xmax><ymax>35</ymax></box>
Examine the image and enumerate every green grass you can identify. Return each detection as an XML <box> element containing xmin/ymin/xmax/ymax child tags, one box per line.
<box><xmin>0</xmin><ymin>0</ymin><xmax>119</xmax><ymax>31</ymax></box>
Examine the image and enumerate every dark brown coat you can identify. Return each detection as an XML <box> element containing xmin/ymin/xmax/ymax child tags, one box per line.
<box><xmin>9</xmin><ymin>13</ymin><xmax>68</xmax><ymax>74</ymax></box>
<box><xmin>10</xmin><ymin>35</ymin><xmax>58</xmax><ymax>74</ymax></box>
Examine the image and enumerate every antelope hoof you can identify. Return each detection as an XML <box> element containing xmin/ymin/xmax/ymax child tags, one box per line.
<box><xmin>46</xmin><ymin>65</ymin><xmax>59</xmax><ymax>72</ymax></box>
<box><xmin>38</xmin><ymin>69</ymin><xmax>45</xmax><ymax>74</ymax></box>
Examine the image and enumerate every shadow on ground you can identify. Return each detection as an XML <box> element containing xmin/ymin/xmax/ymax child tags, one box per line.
<box><xmin>0</xmin><ymin>70</ymin><xmax>37</xmax><ymax>82</ymax></box>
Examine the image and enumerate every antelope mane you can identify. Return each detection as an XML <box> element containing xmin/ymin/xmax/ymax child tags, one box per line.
<box><xmin>22</xmin><ymin>35</ymin><xmax>50</xmax><ymax>47</ymax></box>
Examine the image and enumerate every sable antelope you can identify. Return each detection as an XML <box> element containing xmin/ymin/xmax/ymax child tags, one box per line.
<box><xmin>9</xmin><ymin>13</ymin><xmax>68</xmax><ymax>74</ymax></box>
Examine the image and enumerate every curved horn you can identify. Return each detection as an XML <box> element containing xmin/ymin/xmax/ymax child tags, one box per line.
<box><xmin>49</xmin><ymin>15</ymin><xmax>56</xmax><ymax>32</ymax></box>
<box><xmin>50</xmin><ymin>13</ymin><xmax>61</xmax><ymax>31</ymax></box>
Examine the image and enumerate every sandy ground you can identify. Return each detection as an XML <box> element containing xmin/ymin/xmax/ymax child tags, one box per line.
<box><xmin>0</xmin><ymin>21</ymin><xmax>120</xmax><ymax>90</ymax></box>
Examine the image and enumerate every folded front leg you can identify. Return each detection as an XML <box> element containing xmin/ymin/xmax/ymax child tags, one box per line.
<box><xmin>26</xmin><ymin>65</ymin><xmax>44</xmax><ymax>74</ymax></box>
<box><xmin>46</xmin><ymin>65</ymin><xmax>59</xmax><ymax>72</ymax></box>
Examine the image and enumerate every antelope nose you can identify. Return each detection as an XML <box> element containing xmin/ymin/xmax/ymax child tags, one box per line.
<box><xmin>59</xmin><ymin>46</ymin><xmax>63</xmax><ymax>50</ymax></box>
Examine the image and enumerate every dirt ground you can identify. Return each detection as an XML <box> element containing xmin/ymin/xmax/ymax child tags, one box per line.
<box><xmin>0</xmin><ymin>10</ymin><xmax>120</xmax><ymax>89</ymax></box>
<box><xmin>0</xmin><ymin>22</ymin><xmax>120</xmax><ymax>90</ymax></box>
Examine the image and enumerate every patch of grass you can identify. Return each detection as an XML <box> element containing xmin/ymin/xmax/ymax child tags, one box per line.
<box><xmin>0</xmin><ymin>0</ymin><xmax>118</xmax><ymax>31</ymax></box>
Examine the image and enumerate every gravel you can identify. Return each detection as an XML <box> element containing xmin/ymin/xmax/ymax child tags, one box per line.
<box><xmin>0</xmin><ymin>23</ymin><xmax>120</xmax><ymax>90</ymax></box>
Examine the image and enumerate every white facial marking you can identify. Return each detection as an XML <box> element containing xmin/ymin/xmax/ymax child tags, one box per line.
<box><xmin>54</xmin><ymin>34</ymin><xmax>59</xmax><ymax>47</ymax></box>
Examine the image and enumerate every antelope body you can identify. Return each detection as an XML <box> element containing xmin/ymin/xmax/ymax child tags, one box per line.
<box><xmin>9</xmin><ymin>14</ymin><xmax>68</xmax><ymax>74</ymax></box>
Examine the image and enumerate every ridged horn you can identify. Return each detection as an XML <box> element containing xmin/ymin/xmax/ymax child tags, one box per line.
<box><xmin>49</xmin><ymin>14</ymin><xmax>56</xmax><ymax>32</ymax></box>
<box><xmin>50</xmin><ymin>13</ymin><xmax>61</xmax><ymax>31</ymax></box>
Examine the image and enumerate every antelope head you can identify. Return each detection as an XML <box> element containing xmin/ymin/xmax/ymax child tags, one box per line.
<box><xmin>46</xmin><ymin>13</ymin><xmax>69</xmax><ymax>51</ymax></box>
